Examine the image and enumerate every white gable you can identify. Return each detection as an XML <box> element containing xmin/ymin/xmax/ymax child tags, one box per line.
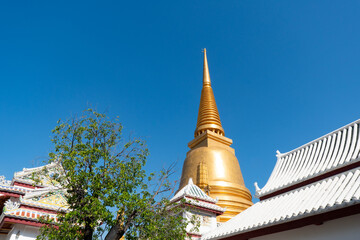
<box><xmin>171</xmin><ymin>178</ymin><xmax>217</xmax><ymax>204</ymax></box>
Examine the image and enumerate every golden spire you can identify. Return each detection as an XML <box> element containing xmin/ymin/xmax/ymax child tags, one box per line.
<box><xmin>194</xmin><ymin>49</ymin><xmax>225</xmax><ymax>137</ymax></box>
<box><xmin>179</xmin><ymin>49</ymin><xmax>252</xmax><ymax>222</ymax></box>
<box><xmin>178</xmin><ymin>49</ymin><xmax>253</xmax><ymax>223</ymax></box>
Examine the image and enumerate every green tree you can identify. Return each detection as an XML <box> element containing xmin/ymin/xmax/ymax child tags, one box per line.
<box><xmin>35</xmin><ymin>109</ymin><xmax>197</xmax><ymax>240</ymax></box>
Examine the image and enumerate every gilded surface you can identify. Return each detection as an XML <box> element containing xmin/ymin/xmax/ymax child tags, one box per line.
<box><xmin>195</xmin><ymin>49</ymin><xmax>224</xmax><ymax>137</ymax></box>
<box><xmin>178</xmin><ymin>50</ymin><xmax>252</xmax><ymax>222</ymax></box>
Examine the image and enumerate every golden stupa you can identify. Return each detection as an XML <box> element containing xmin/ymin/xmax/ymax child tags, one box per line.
<box><xmin>178</xmin><ymin>49</ymin><xmax>253</xmax><ymax>222</ymax></box>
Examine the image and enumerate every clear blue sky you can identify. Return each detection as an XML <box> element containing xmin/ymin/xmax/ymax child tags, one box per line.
<box><xmin>1</xmin><ymin>1</ymin><xmax>359</xmax><ymax>199</ymax></box>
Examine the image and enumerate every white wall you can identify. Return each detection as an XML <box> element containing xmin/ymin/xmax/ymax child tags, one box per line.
<box><xmin>252</xmin><ymin>214</ymin><xmax>360</xmax><ymax>240</ymax></box>
<box><xmin>185</xmin><ymin>210</ymin><xmax>218</xmax><ymax>237</ymax></box>
<box><xmin>4</xmin><ymin>224</ymin><xmax>40</xmax><ymax>240</ymax></box>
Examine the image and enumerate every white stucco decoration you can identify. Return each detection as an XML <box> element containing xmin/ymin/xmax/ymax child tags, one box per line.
<box><xmin>0</xmin><ymin>176</ymin><xmax>11</xmax><ymax>186</ymax></box>
<box><xmin>4</xmin><ymin>199</ymin><xmax>20</xmax><ymax>212</ymax></box>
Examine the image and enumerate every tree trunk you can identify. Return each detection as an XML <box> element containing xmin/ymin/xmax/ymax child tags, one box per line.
<box><xmin>105</xmin><ymin>224</ymin><xmax>124</xmax><ymax>240</ymax></box>
<box><xmin>84</xmin><ymin>222</ymin><xmax>94</xmax><ymax>240</ymax></box>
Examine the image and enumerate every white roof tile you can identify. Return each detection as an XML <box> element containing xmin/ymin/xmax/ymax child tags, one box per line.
<box><xmin>0</xmin><ymin>184</ymin><xmax>30</xmax><ymax>194</ymax></box>
<box><xmin>258</xmin><ymin>119</ymin><xmax>360</xmax><ymax>197</ymax></box>
<box><xmin>171</xmin><ymin>178</ymin><xmax>226</xmax><ymax>214</ymax></box>
<box><xmin>184</xmin><ymin>197</ymin><xmax>226</xmax><ymax>213</ymax></box>
<box><xmin>204</xmin><ymin>167</ymin><xmax>360</xmax><ymax>239</ymax></box>
<box><xmin>171</xmin><ymin>178</ymin><xmax>217</xmax><ymax>204</ymax></box>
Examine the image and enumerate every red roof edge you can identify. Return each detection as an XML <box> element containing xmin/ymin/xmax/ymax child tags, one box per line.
<box><xmin>13</xmin><ymin>181</ymin><xmax>37</xmax><ymax>189</ymax></box>
<box><xmin>1</xmin><ymin>216</ymin><xmax>45</xmax><ymax>228</ymax></box>
<box><xmin>21</xmin><ymin>205</ymin><xmax>59</xmax><ymax>214</ymax></box>
<box><xmin>0</xmin><ymin>191</ymin><xmax>23</xmax><ymax>197</ymax></box>
<box><xmin>184</xmin><ymin>203</ymin><xmax>224</xmax><ymax>215</ymax></box>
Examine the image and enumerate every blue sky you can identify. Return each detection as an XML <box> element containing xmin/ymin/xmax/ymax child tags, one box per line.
<box><xmin>1</xmin><ymin>1</ymin><xmax>359</xmax><ymax>199</ymax></box>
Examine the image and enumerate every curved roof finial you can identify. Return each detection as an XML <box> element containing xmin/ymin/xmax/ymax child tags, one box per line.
<box><xmin>188</xmin><ymin>178</ymin><xmax>194</xmax><ymax>185</ymax></box>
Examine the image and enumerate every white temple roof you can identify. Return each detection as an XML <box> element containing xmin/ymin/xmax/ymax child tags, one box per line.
<box><xmin>171</xmin><ymin>178</ymin><xmax>217</xmax><ymax>204</ymax></box>
<box><xmin>0</xmin><ymin>162</ymin><xmax>68</xmax><ymax>231</ymax></box>
<box><xmin>171</xmin><ymin>178</ymin><xmax>226</xmax><ymax>214</ymax></box>
<box><xmin>185</xmin><ymin>197</ymin><xmax>226</xmax><ymax>213</ymax></box>
<box><xmin>257</xmin><ymin>119</ymin><xmax>360</xmax><ymax>197</ymax></box>
<box><xmin>204</xmin><ymin>166</ymin><xmax>360</xmax><ymax>239</ymax></box>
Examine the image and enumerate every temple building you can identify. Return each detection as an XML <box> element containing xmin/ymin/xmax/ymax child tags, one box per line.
<box><xmin>0</xmin><ymin>163</ymin><xmax>67</xmax><ymax>240</ymax></box>
<box><xmin>204</xmin><ymin>119</ymin><xmax>360</xmax><ymax>240</ymax></box>
<box><xmin>177</xmin><ymin>49</ymin><xmax>253</xmax><ymax>223</ymax></box>
<box><xmin>170</xmin><ymin>178</ymin><xmax>226</xmax><ymax>239</ymax></box>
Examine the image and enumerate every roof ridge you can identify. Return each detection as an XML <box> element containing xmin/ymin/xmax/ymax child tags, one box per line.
<box><xmin>279</xmin><ymin>119</ymin><xmax>360</xmax><ymax>158</ymax></box>
<box><xmin>258</xmin><ymin>119</ymin><xmax>360</xmax><ymax>197</ymax></box>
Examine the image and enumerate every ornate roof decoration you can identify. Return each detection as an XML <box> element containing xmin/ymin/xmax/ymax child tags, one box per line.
<box><xmin>257</xmin><ymin>119</ymin><xmax>360</xmax><ymax>198</ymax></box>
<box><xmin>20</xmin><ymin>198</ymin><xmax>68</xmax><ymax>212</ymax></box>
<box><xmin>20</xmin><ymin>189</ymin><xmax>69</xmax><ymax>211</ymax></box>
<box><xmin>0</xmin><ymin>162</ymin><xmax>68</xmax><ymax>233</ymax></box>
<box><xmin>0</xmin><ymin>176</ymin><xmax>30</xmax><ymax>195</ymax></box>
<box><xmin>0</xmin><ymin>184</ymin><xmax>30</xmax><ymax>195</ymax></box>
<box><xmin>4</xmin><ymin>199</ymin><xmax>20</xmax><ymax>212</ymax></box>
<box><xmin>0</xmin><ymin>176</ymin><xmax>11</xmax><ymax>186</ymax></box>
<box><xmin>13</xmin><ymin>162</ymin><xmax>61</xmax><ymax>187</ymax></box>
<box><xmin>36</xmin><ymin>192</ymin><xmax>67</xmax><ymax>207</ymax></box>
<box><xmin>0</xmin><ymin>207</ymin><xmax>57</xmax><ymax>223</ymax></box>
